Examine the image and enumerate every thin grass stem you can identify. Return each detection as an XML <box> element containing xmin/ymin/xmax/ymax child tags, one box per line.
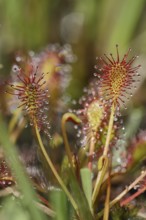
<box><xmin>34</xmin><ymin>124</ymin><xmax>79</xmax><ymax>214</ymax></box>
<box><xmin>92</xmin><ymin>103</ymin><xmax>115</xmax><ymax>204</ymax></box>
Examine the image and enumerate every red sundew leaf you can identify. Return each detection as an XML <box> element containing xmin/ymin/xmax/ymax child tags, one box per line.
<box><xmin>95</xmin><ymin>45</ymin><xmax>141</xmax><ymax>108</ymax></box>
<box><xmin>6</xmin><ymin>66</ymin><xmax>50</xmax><ymax>137</ymax></box>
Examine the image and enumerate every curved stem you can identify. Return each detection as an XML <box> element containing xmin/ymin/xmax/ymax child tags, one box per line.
<box><xmin>34</xmin><ymin>124</ymin><xmax>79</xmax><ymax>214</ymax></box>
<box><xmin>61</xmin><ymin>113</ymin><xmax>81</xmax><ymax>171</ymax></box>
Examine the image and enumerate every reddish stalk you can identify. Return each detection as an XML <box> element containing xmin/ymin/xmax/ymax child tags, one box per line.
<box><xmin>120</xmin><ymin>185</ymin><xmax>146</xmax><ymax>207</ymax></box>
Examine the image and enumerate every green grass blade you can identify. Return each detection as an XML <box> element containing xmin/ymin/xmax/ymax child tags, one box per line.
<box><xmin>107</xmin><ymin>0</ymin><xmax>145</xmax><ymax>50</ymax></box>
<box><xmin>68</xmin><ymin>170</ymin><xmax>94</xmax><ymax>220</ymax></box>
<box><xmin>80</xmin><ymin>168</ymin><xmax>92</xmax><ymax>213</ymax></box>
<box><xmin>50</xmin><ymin>190</ymin><xmax>68</xmax><ymax>220</ymax></box>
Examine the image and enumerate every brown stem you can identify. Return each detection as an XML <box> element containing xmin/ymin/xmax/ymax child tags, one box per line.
<box><xmin>120</xmin><ymin>185</ymin><xmax>146</xmax><ymax>207</ymax></box>
<box><xmin>34</xmin><ymin>124</ymin><xmax>79</xmax><ymax>214</ymax></box>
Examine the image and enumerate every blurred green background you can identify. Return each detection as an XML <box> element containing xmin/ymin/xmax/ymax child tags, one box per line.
<box><xmin>0</xmin><ymin>0</ymin><xmax>146</xmax><ymax>100</ymax></box>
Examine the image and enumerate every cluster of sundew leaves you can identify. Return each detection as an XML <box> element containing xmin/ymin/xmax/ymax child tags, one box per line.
<box><xmin>71</xmin><ymin>46</ymin><xmax>141</xmax><ymax>168</ymax></box>
<box><xmin>1</xmin><ymin>45</ymin><xmax>143</xmax><ymax>217</ymax></box>
<box><xmin>4</xmin><ymin>44</ymin><xmax>76</xmax><ymax>137</ymax></box>
<box><xmin>94</xmin><ymin>45</ymin><xmax>141</xmax><ymax>109</ymax></box>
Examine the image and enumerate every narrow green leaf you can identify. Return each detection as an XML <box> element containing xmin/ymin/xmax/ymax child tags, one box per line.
<box><xmin>68</xmin><ymin>170</ymin><xmax>94</xmax><ymax>220</ymax></box>
<box><xmin>80</xmin><ymin>168</ymin><xmax>92</xmax><ymax>213</ymax></box>
<box><xmin>50</xmin><ymin>190</ymin><xmax>68</xmax><ymax>220</ymax></box>
<box><xmin>0</xmin><ymin>198</ymin><xmax>30</xmax><ymax>220</ymax></box>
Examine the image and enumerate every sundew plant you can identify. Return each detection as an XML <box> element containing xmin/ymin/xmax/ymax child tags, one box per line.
<box><xmin>0</xmin><ymin>44</ymin><xmax>146</xmax><ymax>220</ymax></box>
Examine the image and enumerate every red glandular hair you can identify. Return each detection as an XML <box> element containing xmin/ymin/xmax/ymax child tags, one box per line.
<box><xmin>77</xmin><ymin>82</ymin><xmax>120</xmax><ymax>150</ymax></box>
<box><xmin>7</xmin><ymin>66</ymin><xmax>50</xmax><ymax>135</ymax></box>
<box><xmin>95</xmin><ymin>45</ymin><xmax>141</xmax><ymax>108</ymax></box>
